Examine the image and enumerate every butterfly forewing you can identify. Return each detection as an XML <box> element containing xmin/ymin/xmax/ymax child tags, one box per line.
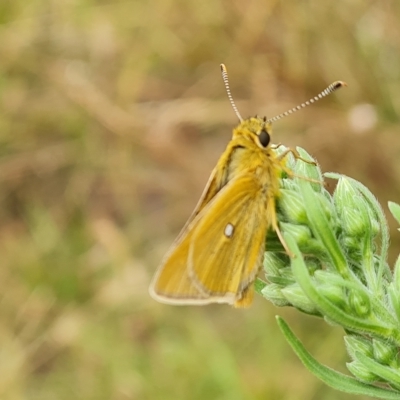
<box><xmin>150</xmin><ymin>173</ymin><xmax>270</xmax><ymax>306</ymax></box>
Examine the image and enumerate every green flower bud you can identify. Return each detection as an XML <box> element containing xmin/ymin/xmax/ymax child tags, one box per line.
<box><xmin>294</xmin><ymin>147</ymin><xmax>323</xmax><ymax>191</ymax></box>
<box><xmin>314</xmin><ymin>269</ymin><xmax>346</xmax><ymax>287</ymax></box>
<box><xmin>369</xmin><ymin>213</ymin><xmax>380</xmax><ymax>237</ymax></box>
<box><xmin>266</xmin><ymin>264</ymin><xmax>294</xmax><ymax>286</ymax></box>
<box><xmin>342</xmin><ymin>208</ymin><xmax>368</xmax><ymax>238</ymax></box>
<box><xmin>347</xmin><ymin>291</ymin><xmax>371</xmax><ymax>318</ymax></box>
<box><xmin>334</xmin><ymin>178</ymin><xmax>371</xmax><ymax>238</ymax></box>
<box><xmin>313</xmin><ymin>269</ymin><xmax>334</xmax><ymax>282</ymax></box>
<box><xmin>372</xmin><ymin>338</ymin><xmax>399</xmax><ymax>367</ymax></box>
<box><xmin>317</xmin><ymin>284</ymin><xmax>347</xmax><ymax>311</ymax></box>
<box><xmin>281</xmin><ymin>284</ymin><xmax>319</xmax><ymax>315</ymax></box>
<box><xmin>344</xmin><ymin>335</ymin><xmax>373</xmax><ymax>360</ymax></box>
<box><xmin>280</xmin><ymin>222</ymin><xmax>312</xmax><ymax>247</ymax></box>
<box><xmin>263</xmin><ymin>251</ymin><xmax>288</xmax><ymax>276</ymax></box>
<box><xmin>346</xmin><ymin>361</ymin><xmax>379</xmax><ymax>383</ymax></box>
<box><xmin>261</xmin><ymin>283</ymin><xmax>291</xmax><ymax>307</ymax></box>
<box><xmin>278</xmin><ymin>189</ymin><xmax>308</xmax><ymax>224</ymax></box>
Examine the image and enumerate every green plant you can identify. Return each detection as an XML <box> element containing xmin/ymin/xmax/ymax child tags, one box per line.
<box><xmin>258</xmin><ymin>147</ymin><xmax>400</xmax><ymax>399</ymax></box>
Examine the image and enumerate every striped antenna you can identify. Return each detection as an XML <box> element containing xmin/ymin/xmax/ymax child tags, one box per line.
<box><xmin>266</xmin><ymin>81</ymin><xmax>347</xmax><ymax>124</ymax></box>
<box><xmin>220</xmin><ymin>64</ymin><xmax>243</xmax><ymax>122</ymax></box>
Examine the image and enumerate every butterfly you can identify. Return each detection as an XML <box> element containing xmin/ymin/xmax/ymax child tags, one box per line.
<box><xmin>149</xmin><ymin>64</ymin><xmax>345</xmax><ymax>307</ymax></box>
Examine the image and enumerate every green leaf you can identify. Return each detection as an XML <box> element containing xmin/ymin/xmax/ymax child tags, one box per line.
<box><xmin>276</xmin><ymin>317</ymin><xmax>400</xmax><ymax>399</ymax></box>
<box><xmin>297</xmin><ymin>171</ymin><xmax>350</xmax><ymax>278</ymax></box>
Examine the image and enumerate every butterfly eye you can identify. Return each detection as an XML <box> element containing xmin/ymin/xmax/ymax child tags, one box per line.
<box><xmin>258</xmin><ymin>129</ymin><xmax>270</xmax><ymax>148</ymax></box>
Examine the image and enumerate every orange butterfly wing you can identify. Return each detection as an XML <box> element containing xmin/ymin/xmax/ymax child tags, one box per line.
<box><xmin>150</xmin><ymin>174</ymin><xmax>271</xmax><ymax>306</ymax></box>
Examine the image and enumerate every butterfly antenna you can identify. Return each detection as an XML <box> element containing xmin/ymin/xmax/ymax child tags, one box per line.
<box><xmin>266</xmin><ymin>81</ymin><xmax>347</xmax><ymax>124</ymax></box>
<box><xmin>220</xmin><ymin>64</ymin><xmax>243</xmax><ymax>122</ymax></box>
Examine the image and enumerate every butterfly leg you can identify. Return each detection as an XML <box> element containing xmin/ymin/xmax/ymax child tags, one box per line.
<box><xmin>279</xmin><ymin>164</ymin><xmax>323</xmax><ymax>185</ymax></box>
<box><xmin>276</xmin><ymin>147</ymin><xmax>316</xmax><ymax>166</ymax></box>
<box><xmin>276</xmin><ymin>148</ymin><xmax>323</xmax><ymax>185</ymax></box>
<box><xmin>267</xmin><ymin>196</ymin><xmax>295</xmax><ymax>258</ymax></box>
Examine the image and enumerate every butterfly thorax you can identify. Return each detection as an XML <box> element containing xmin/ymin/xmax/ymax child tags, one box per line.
<box><xmin>213</xmin><ymin>117</ymin><xmax>282</xmax><ymax>195</ymax></box>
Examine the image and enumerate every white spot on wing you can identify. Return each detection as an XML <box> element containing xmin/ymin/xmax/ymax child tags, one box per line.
<box><xmin>224</xmin><ymin>223</ymin><xmax>234</xmax><ymax>238</ymax></box>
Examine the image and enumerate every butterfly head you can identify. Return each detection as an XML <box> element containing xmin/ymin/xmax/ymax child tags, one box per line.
<box><xmin>233</xmin><ymin>116</ymin><xmax>273</xmax><ymax>150</ymax></box>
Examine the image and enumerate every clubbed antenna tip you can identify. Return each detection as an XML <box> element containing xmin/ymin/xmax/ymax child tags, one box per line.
<box><xmin>220</xmin><ymin>64</ymin><xmax>243</xmax><ymax>122</ymax></box>
<box><xmin>267</xmin><ymin>81</ymin><xmax>347</xmax><ymax>123</ymax></box>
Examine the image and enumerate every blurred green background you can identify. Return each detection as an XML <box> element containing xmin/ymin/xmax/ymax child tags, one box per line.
<box><xmin>1</xmin><ymin>0</ymin><xmax>400</xmax><ymax>399</ymax></box>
